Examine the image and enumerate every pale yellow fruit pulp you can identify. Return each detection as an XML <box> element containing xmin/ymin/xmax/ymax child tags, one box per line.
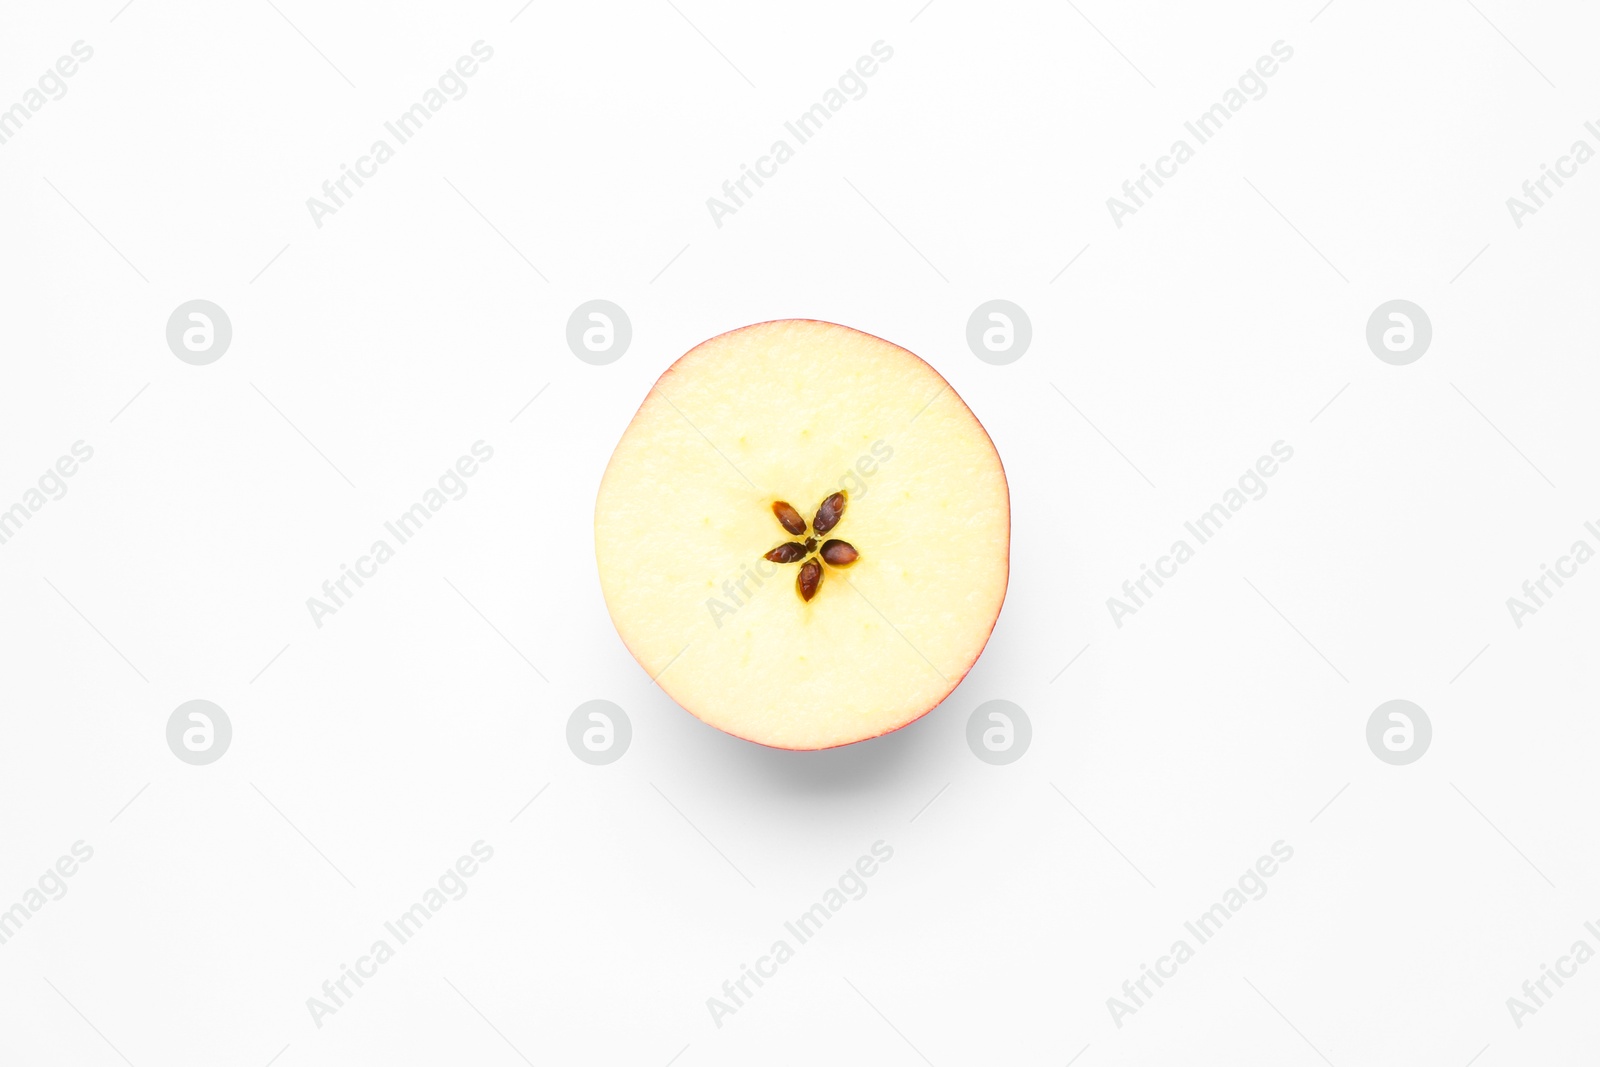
<box><xmin>594</xmin><ymin>320</ymin><xmax>1009</xmax><ymax>749</ymax></box>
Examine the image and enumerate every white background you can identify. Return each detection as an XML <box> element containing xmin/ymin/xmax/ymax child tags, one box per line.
<box><xmin>3</xmin><ymin>1</ymin><xmax>1598</xmax><ymax>1064</ymax></box>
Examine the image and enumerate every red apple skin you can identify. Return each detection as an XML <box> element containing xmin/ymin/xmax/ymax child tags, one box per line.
<box><xmin>596</xmin><ymin>318</ymin><xmax>1011</xmax><ymax>751</ymax></box>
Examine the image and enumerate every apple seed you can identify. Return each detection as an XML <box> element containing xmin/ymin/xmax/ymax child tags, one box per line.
<box><xmin>772</xmin><ymin>501</ymin><xmax>806</xmax><ymax>536</ymax></box>
<box><xmin>764</xmin><ymin>542</ymin><xmax>808</xmax><ymax>564</ymax></box>
<box><xmin>813</xmin><ymin>492</ymin><xmax>846</xmax><ymax>535</ymax></box>
<box><xmin>797</xmin><ymin>559</ymin><xmax>822</xmax><ymax>602</ymax></box>
<box><xmin>820</xmin><ymin>539</ymin><xmax>858</xmax><ymax>566</ymax></box>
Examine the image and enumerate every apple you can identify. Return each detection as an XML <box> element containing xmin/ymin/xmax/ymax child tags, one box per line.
<box><xmin>594</xmin><ymin>319</ymin><xmax>1009</xmax><ymax>749</ymax></box>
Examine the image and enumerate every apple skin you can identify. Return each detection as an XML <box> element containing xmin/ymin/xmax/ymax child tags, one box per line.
<box><xmin>595</xmin><ymin>318</ymin><xmax>1011</xmax><ymax>751</ymax></box>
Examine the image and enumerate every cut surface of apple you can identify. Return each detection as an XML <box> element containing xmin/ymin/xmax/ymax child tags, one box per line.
<box><xmin>594</xmin><ymin>319</ymin><xmax>1009</xmax><ymax>750</ymax></box>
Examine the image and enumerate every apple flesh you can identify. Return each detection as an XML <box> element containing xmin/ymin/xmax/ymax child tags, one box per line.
<box><xmin>594</xmin><ymin>319</ymin><xmax>1009</xmax><ymax>750</ymax></box>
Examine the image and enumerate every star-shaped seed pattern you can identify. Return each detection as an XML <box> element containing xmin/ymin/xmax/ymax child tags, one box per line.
<box><xmin>764</xmin><ymin>492</ymin><xmax>858</xmax><ymax>602</ymax></box>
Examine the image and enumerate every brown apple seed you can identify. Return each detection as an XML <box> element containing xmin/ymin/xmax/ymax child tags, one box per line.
<box><xmin>813</xmin><ymin>492</ymin><xmax>845</xmax><ymax>535</ymax></box>
<box><xmin>772</xmin><ymin>500</ymin><xmax>806</xmax><ymax>535</ymax></box>
<box><xmin>797</xmin><ymin>559</ymin><xmax>822</xmax><ymax>601</ymax></box>
<box><xmin>764</xmin><ymin>542</ymin><xmax>808</xmax><ymax>564</ymax></box>
<box><xmin>820</xmin><ymin>539</ymin><xmax>858</xmax><ymax>566</ymax></box>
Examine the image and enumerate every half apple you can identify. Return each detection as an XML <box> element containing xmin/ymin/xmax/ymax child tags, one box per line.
<box><xmin>594</xmin><ymin>319</ymin><xmax>1009</xmax><ymax>749</ymax></box>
